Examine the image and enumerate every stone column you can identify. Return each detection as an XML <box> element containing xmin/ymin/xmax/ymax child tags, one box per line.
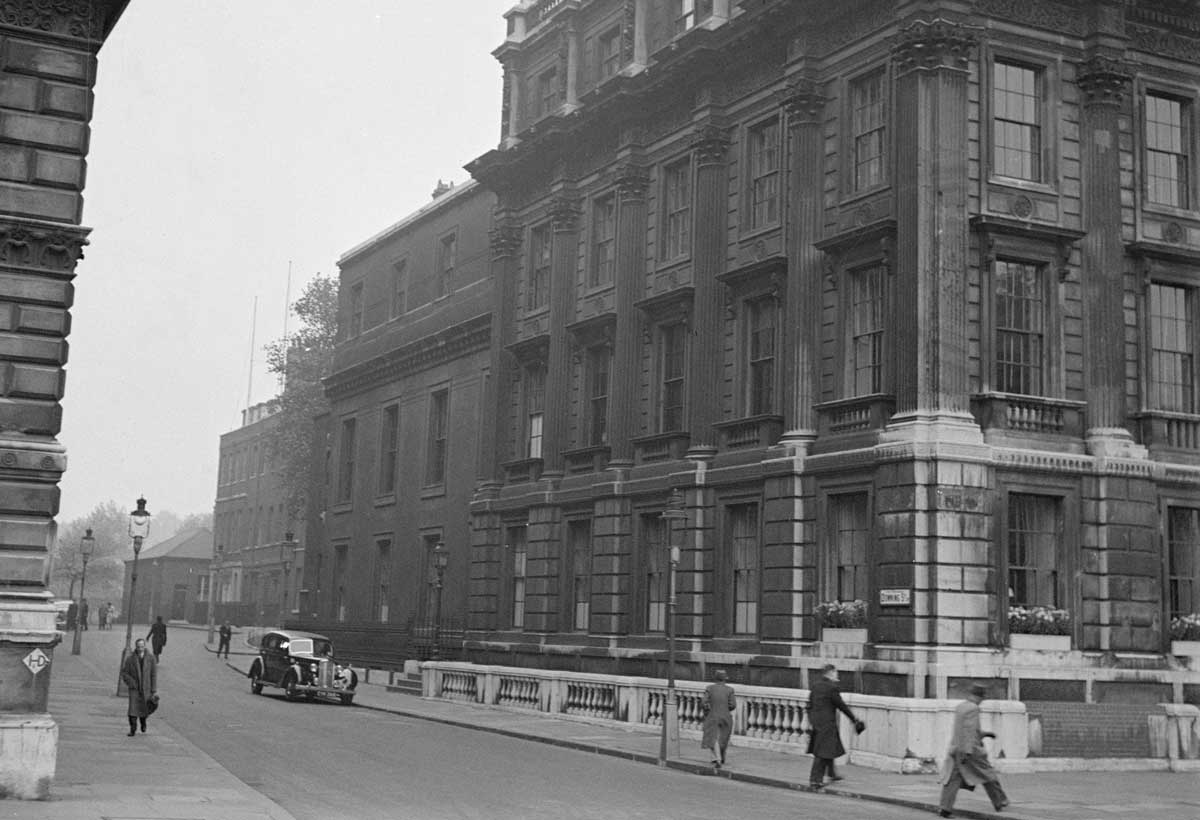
<box><xmin>629</xmin><ymin>0</ymin><xmax>649</xmax><ymax>70</ymax></box>
<box><xmin>609</xmin><ymin>163</ymin><xmax>649</xmax><ymax>469</ymax></box>
<box><xmin>1078</xmin><ymin>53</ymin><xmax>1136</xmax><ymax>454</ymax></box>
<box><xmin>686</xmin><ymin>125</ymin><xmax>729</xmax><ymax>457</ymax></box>
<box><xmin>890</xmin><ymin>19</ymin><xmax>977</xmax><ymax>425</ymax></box>
<box><xmin>541</xmin><ymin>197</ymin><xmax>580</xmax><ymax>478</ymax></box>
<box><xmin>0</xmin><ymin>3</ymin><xmax>126</xmax><ymax>800</ymax></box>
<box><xmin>780</xmin><ymin>77</ymin><xmax>827</xmax><ymax>448</ymax></box>
<box><xmin>477</xmin><ymin>217</ymin><xmax>523</xmax><ymax>491</ymax></box>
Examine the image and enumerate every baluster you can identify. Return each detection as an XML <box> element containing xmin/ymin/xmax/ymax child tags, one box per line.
<box><xmin>769</xmin><ymin>700</ymin><xmax>782</xmax><ymax>740</ymax></box>
<box><xmin>745</xmin><ymin>698</ymin><xmax>761</xmax><ymax>738</ymax></box>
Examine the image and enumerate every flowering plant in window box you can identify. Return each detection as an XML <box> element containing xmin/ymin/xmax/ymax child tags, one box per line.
<box><xmin>817</xmin><ymin>599</ymin><xmax>867</xmax><ymax>629</ymax></box>
<box><xmin>1170</xmin><ymin>613</ymin><xmax>1200</xmax><ymax>642</ymax></box>
<box><xmin>1008</xmin><ymin>605</ymin><xmax>1071</xmax><ymax>636</ymax></box>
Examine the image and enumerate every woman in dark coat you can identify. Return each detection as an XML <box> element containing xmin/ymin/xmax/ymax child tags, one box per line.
<box><xmin>147</xmin><ymin>616</ymin><xmax>167</xmax><ymax>660</ymax></box>
<box><xmin>807</xmin><ymin>663</ymin><xmax>864</xmax><ymax>789</ymax></box>
<box><xmin>120</xmin><ymin>638</ymin><xmax>157</xmax><ymax>736</ymax></box>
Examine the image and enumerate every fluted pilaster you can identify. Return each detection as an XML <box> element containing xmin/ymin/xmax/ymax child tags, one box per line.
<box><xmin>610</xmin><ymin>164</ymin><xmax>649</xmax><ymax>468</ymax></box>
<box><xmin>542</xmin><ymin>197</ymin><xmax>580</xmax><ymax>477</ymax></box>
<box><xmin>478</xmin><ymin>219</ymin><xmax>523</xmax><ymax>488</ymax></box>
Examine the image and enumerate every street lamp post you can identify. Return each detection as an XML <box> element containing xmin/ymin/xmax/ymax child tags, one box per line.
<box><xmin>430</xmin><ymin>541</ymin><xmax>448</xmax><ymax>660</ymax></box>
<box><xmin>658</xmin><ymin>488</ymin><xmax>687</xmax><ymax>765</ymax></box>
<box><xmin>206</xmin><ymin>544</ymin><xmax>223</xmax><ymax>644</ymax></box>
<box><xmin>70</xmin><ymin>528</ymin><xmax>95</xmax><ymax>655</ymax></box>
<box><xmin>118</xmin><ymin>496</ymin><xmax>151</xmax><ymax>695</ymax></box>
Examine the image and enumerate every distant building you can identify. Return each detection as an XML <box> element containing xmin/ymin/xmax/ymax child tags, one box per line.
<box><xmin>213</xmin><ymin>401</ymin><xmax>305</xmax><ymax>627</ymax></box>
<box><xmin>299</xmin><ymin>179</ymin><xmax>495</xmax><ymax>635</ymax></box>
<box><xmin>121</xmin><ymin>528</ymin><xmax>213</xmax><ymax>625</ymax></box>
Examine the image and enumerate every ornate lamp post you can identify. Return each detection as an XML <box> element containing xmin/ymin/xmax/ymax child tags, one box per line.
<box><xmin>118</xmin><ymin>497</ymin><xmax>151</xmax><ymax>695</ymax></box>
<box><xmin>430</xmin><ymin>541</ymin><xmax>448</xmax><ymax>660</ymax></box>
<box><xmin>205</xmin><ymin>544</ymin><xmax>223</xmax><ymax>644</ymax></box>
<box><xmin>280</xmin><ymin>532</ymin><xmax>296</xmax><ymax>625</ymax></box>
<box><xmin>658</xmin><ymin>488</ymin><xmax>687</xmax><ymax>764</ymax></box>
<box><xmin>70</xmin><ymin>528</ymin><xmax>95</xmax><ymax>655</ymax></box>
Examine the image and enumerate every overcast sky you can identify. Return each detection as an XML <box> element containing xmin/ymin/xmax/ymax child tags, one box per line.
<box><xmin>58</xmin><ymin>1</ymin><xmax>512</xmax><ymax>525</ymax></box>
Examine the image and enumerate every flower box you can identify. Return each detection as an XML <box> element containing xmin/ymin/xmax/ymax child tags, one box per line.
<box><xmin>822</xmin><ymin>628</ymin><xmax>868</xmax><ymax>644</ymax></box>
<box><xmin>1171</xmin><ymin>640</ymin><xmax>1200</xmax><ymax>657</ymax></box>
<box><xmin>1009</xmin><ymin>633</ymin><xmax>1071</xmax><ymax>651</ymax></box>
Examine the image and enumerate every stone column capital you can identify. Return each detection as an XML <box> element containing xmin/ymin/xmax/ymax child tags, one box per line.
<box><xmin>781</xmin><ymin>77</ymin><xmax>827</xmax><ymax>127</ymax></box>
<box><xmin>549</xmin><ymin>197</ymin><xmax>581</xmax><ymax>232</ymax></box>
<box><xmin>489</xmin><ymin>222</ymin><xmax>523</xmax><ymax>259</ymax></box>
<box><xmin>1077</xmin><ymin>54</ymin><xmax>1133</xmax><ymax>108</ymax></box>
<box><xmin>615</xmin><ymin>164</ymin><xmax>650</xmax><ymax>202</ymax></box>
<box><xmin>892</xmin><ymin>18</ymin><xmax>978</xmax><ymax>75</ymax></box>
<box><xmin>691</xmin><ymin>125</ymin><xmax>730</xmax><ymax>166</ymax></box>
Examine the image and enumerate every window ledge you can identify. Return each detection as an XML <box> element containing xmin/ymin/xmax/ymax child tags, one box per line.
<box><xmin>632</xmin><ymin>431</ymin><xmax>690</xmax><ymax>464</ymax></box>
<box><xmin>1132</xmin><ymin>409</ymin><xmax>1200</xmax><ymax>453</ymax></box>
<box><xmin>563</xmin><ymin>445</ymin><xmax>610</xmax><ymax>474</ymax></box>
<box><xmin>420</xmin><ymin>483</ymin><xmax>446</xmax><ymax>499</ymax></box>
<box><xmin>330</xmin><ymin>501</ymin><xmax>353</xmax><ymax>515</ymax></box>
<box><xmin>815</xmin><ymin>394</ymin><xmax>896</xmax><ymax>436</ymax></box>
<box><xmin>971</xmin><ymin>393</ymin><xmax>1086</xmax><ymax>438</ymax></box>
<box><xmin>714</xmin><ymin>415</ymin><xmax>784</xmax><ymax>449</ymax></box>
<box><xmin>373</xmin><ymin>494</ymin><xmax>397</xmax><ymax>508</ymax></box>
<box><xmin>502</xmin><ymin>457</ymin><xmax>543</xmax><ymax>484</ymax></box>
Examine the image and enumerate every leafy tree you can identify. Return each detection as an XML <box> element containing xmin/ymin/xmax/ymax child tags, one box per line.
<box><xmin>263</xmin><ymin>274</ymin><xmax>338</xmax><ymax>520</ymax></box>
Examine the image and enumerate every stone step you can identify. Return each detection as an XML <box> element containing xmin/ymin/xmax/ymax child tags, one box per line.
<box><xmin>1026</xmin><ymin>701</ymin><xmax>1156</xmax><ymax>758</ymax></box>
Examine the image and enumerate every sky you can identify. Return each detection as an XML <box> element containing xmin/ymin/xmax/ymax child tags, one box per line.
<box><xmin>58</xmin><ymin>1</ymin><xmax>513</xmax><ymax>525</ymax></box>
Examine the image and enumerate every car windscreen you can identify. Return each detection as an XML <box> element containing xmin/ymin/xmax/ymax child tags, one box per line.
<box><xmin>288</xmin><ymin>638</ymin><xmax>333</xmax><ymax>657</ymax></box>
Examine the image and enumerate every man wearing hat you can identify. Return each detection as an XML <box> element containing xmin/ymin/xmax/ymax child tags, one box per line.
<box><xmin>700</xmin><ymin>669</ymin><xmax>736</xmax><ymax>770</ymax></box>
<box><xmin>806</xmin><ymin>664</ymin><xmax>865</xmax><ymax>789</ymax></box>
<box><xmin>938</xmin><ymin>682</ymin><xmax>1009</xmax><ymax>817</ymax></box>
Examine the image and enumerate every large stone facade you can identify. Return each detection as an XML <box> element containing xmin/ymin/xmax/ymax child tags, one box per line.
<box><xmin>0</xmin><ymin>0</ymin><xmax>129</xmax><ymax>799</ymax></box>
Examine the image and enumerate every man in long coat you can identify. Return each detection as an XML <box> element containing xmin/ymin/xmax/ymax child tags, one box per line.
<box><xmin>700</xmin><ymin>669</ymin><xmax>736</xmax><ymax>769</ymax></box>
<box><xmin>938</xmin><ymin>682</ymin><xmax>1009</xmax><ymax>817</ymax></box>
<box><xmin>807</xmin><ymin>663</ymin><xmax>864</xmax><ymax>789</ymax></box>
<box><xmin>120</xmin><ymin>638</ymin><xmax>158</xmax><ymax>736</ymax></box>
<box><xmin>147</xmin><ymin>616</ymin><xmax>167</xmax><ymax>661</ymax></box>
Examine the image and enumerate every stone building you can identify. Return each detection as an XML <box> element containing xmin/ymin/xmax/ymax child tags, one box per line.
<box><xmin>213</xmin><ymin>401</ymin><xmax>305</xmax><ymax>627</ymax></box>
<box><xmin>0</xmin><ymin>0</ymin><xmax>129</xmax><ymax>799</ymax></box>
<box><xmin>453</xmin><ymin>0</ymin><xmax>1200</xmax><ymax>705</ymax></box>
<box><xmin>300</xmin><ymin>180</ymin><xmax>495</xmax><ymax>639</ymax></box>
<box><xmin>121</xmin><ymin>527</ymin><xmax>213</xmax><ymax>625</ymax></box>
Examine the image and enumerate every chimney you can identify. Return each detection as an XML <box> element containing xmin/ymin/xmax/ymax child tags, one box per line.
<box><xmin>432</xmin><ymin>179</ymin><xmax>453</xmax><ymax>198</ymax></box>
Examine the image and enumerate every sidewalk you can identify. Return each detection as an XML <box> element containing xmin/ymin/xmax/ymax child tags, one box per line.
<box><xmin>348</xmin><ymin>676</ymin><xmax>1200</xmax><ymax>820</ymax></box>
<box><xmin>0</xmin><ymin>642</ymin><xmax>296</xmax><ymax>820</ymax></box>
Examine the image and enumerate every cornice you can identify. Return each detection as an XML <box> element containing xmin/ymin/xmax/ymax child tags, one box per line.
<box><xmin>0</xmin><ymin>218</ymin><xmax>89</xmax><ymax>274</ymax></box>
<box><xmin>324</xmin><ymin>313</ymin><xmax>491</xmax><ymax>400</ymax></box>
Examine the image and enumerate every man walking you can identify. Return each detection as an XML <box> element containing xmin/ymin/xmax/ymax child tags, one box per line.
<box><xmin>120</xmin><ymin>638</ymin><xmax>158</xmax><ymax>736</ymax></box>
<box><xmin>147</xmin><ymin>615</ymin><xmax>167</xmax><ymax>662</ymax></box>
<box><xmin>79</xmin><ymin>598</ymin><xmax>89</xmax><ymax>630</ymax></box>
<box><xmin>807</xmin><ymin>663</ymin><xmax>865</xmax><ymax>789</ymax></box>
<box><xmin>700</xmin><ymin>669</ymin><xmax>736</xmax><ymax>770</ymax></box>
<box><xmin>217</xmin><ymin>620</ymin><xmax>232</xmax><ymax>659</ymax></box>
<box><xmin>938</xmin><ymin>682</ymin><xmax>1009</xmax><ymax>817</ymax></box>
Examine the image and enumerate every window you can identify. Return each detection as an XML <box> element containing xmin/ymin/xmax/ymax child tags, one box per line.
<box><xmin>536</xmin><ymin>67</ymin><xmax>559</xmax><ymax>118</ymax></box>
<box><xmin>746</xmin><ymin>297</ymin><xmax>777</xmax><ymax>415</ymax></box>
<box><xmin>437</xmin><ymin>233</ymin><xmax>456</xmax><ymax>298</ymax></box>
<box><xmin>598</xmin><ymin>26</ymin><xmax>622</xmax><ymax>81</ymax></box>
<box><xmin>336</xmin><ymin>418</ymin><xmax>356</xmax><ymax>504</ymax></box>
<box><xmin>994</xmin><ymin>260</ymin><xmax>1045</xmax><ymax>395</ymax></box>
<box><xmin>1146</xmin><ymin>92</ymin><xmax>1190</xmax><ymax>209</ymax></box>
<box><xmin>1168</xmin><ymin>506</ymin><xmax>1200</xmax><ymax>619</ymax></box>
<box><xmin>528</xmin><ymin>224</ymin><xmax>551</xmax><ymax>310</ymax></box>
<box><xmin>426</xmin><ymin>389</ymin><xmax>448</xmax><ymax>485</ymax></box>
<box><xmin>349</xmin><ymin>281</ymin><xmax>364</xmax><ymax>338</ymax></box>
<box><xmin>658</xmin><ymin>323</ymin><xmax>687</xmax><ymax>432</ymax></box>
<box><xmin>1007</xmin><ymin>493</ymin><xmax>1062</xmax><ymax>608</ymax></box>
<box><xmin>587</xmin><ymin>346</ymin><xmax>610</xmax><ymax>446</ymax></box>
<box><xmin>1150</xmin><ymin>283</ymin><xmax>1195</xmax><ymax>412</ymax></box>
<box><xmin>641</xmin><ymin>513</ymin><xmax>667</xmax><ymax>632</ymax></box>
<box><xmin>524</xmin><ymin>364</ymin><xmax>546</xmax><ymax>459</ymax></box>
<box><xmin>508</xmin><ymin>525</ymin><xmax>528</xmax><ymax>628</ymax></box>
<box><xmin>378</xmin><ymin>404</ymin><xmax>399</xmax><ymax>495</ymax></box>
<box><xmin>590</xmin><ymin>195</ymin><xmax>615</xmax><ymax>287</ymax></box>
<box><xmin>827</xmin><ymin>493</ymin><xmax>870</xmax><ymax>605</ymax></box>
<box><xmin>847</xmin><ymin>265</ymin><xmax>885</xmax><ymax>396</ymax></box>
<box><xmin>374</xmin><ymin>539</ymin><xmax>391</xmax><ymax>623</ymax></box>
<box><xmin>391</xmin><ymin>260</ymin><xmax>407</xmax><ymax>318</ymax></box>
<box><xmin>993</xmin><ymin>60</ymin><xmax>1042</xmax><ymax>181</ymax></box>
<box><xmin>747</xmin><ymin>119</ymin><xmax>781</xmax><ymax>227</ymax></box>
<box><xmin>850</xmin><ymin>70</ymin><xmax>886</xmax><ymax>191</ymax></box>
<box><xmin>729</xmin><ymin>504</ymin><xmax>759</xmax><ymax>635</ymax></box>
<box><xmin>334</xmin><ymin>544</ymin><xmax>348</xmax><ymax>622</ymax></box>
<box><xmin>662</xmin><ymin>159</ymin><xmax>692</xmax><ymax>260</ymax></box>
<box><xmin>673</xmin><ymin>0</ymin><xmax>713</xmax><ymax>34</ymax></box>
<box><xmin>567</xmin><ymin>519</ymin><xmax>592</xmax><ymax>631</ymax></box>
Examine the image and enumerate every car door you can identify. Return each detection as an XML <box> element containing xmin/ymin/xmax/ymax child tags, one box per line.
<box><xmin>261</xmin><ymin>633</ymin><xmax>283</xmax><ymax>683</ymax></box>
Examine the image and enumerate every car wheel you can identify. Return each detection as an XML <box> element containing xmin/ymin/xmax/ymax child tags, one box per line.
<box><xmin>283</xmin><ymin>671</ymin><xmax>300</xmax><ymax>701</ymax></box>
<box><xmin>249</xmin><ymin>662</ymin><xmax>263</xmax><ymax>695</ymax></box>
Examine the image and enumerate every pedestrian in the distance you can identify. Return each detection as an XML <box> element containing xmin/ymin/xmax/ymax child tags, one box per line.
<box><xmin>79</xmin><ymin>598</ymin><xmax>89</xmax><ymax>631</ymax></box>
<box><xmin>807</xmin><ymin>663</ymin><xmax>865</xmax><ymax>789</ymax></box>
<box><xmin>120</xmin><ymin>638</ymin><xmax>158</xmax><ymax>736</ymax></box>
<box><xmin>217</xmin><ymin>620</ymin><xmax>232</xmax><ymax>659</ymax></box>
<box><xmin>106</xmin><ymin>602</ymin><xmax>116</xmax><ymax>629</ymax></box>
<box><xmin>65</xmin><ymin>600</ymin><xmax>77</xmax><ymax>632</ymax></box>
<box><xmin>938</xmin><ymin>683</ymin><xmax>1009</xmax><ymax>817</ymax></box>
<box><xmin>147</xmin><ymin>616</ymin><xmax>167</xmax><ymax>661</ymax></box>
<box><xmin>700</xmin><ymin>669</ymin><xmax>736</xmax><ymax>770</ymax></box>
<box><xmin>97</xmin><ymin>602</ymin><xmax>108</xmax><ymax>630</ymax></box>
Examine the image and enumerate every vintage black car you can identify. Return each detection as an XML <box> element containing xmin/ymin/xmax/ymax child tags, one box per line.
<box><xmin>248</xmin><ymin>629</ymin><xmax>358</xmax><ymax>705</ymax></box>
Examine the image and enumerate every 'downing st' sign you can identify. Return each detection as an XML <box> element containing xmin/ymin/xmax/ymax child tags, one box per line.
<box><xmin>879</xmin><ymin>588</ymin><xmax>911</xmax><ymax>607</ymax></box>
